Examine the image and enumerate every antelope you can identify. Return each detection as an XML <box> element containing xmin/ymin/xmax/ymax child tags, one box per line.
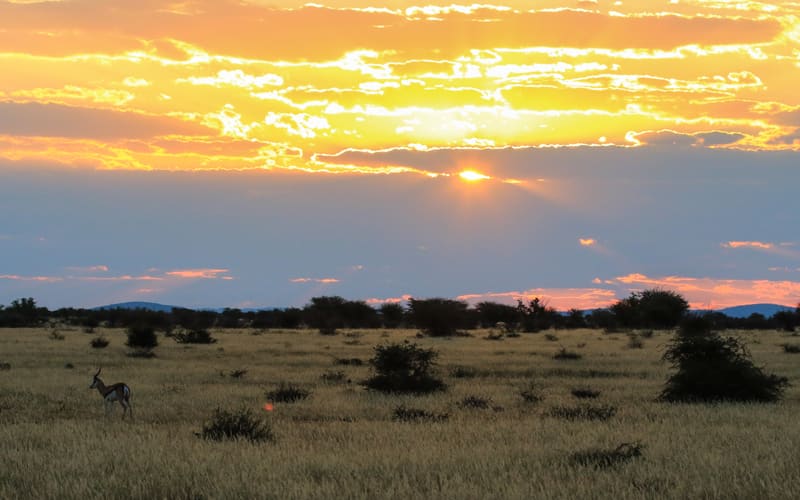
<box><xmin>89</xmin><ymin>368</ymin><xmax>132</xmax><ymax>419</ymax></box>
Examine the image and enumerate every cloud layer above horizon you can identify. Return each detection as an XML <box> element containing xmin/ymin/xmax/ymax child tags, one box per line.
<box><xmin>1</xmin><ymin>0</ymin><xmax>799</xmax><ymax>309</ymax></box>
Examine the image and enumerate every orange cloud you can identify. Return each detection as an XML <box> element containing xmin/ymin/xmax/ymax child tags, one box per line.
<box><xmin>290</xmin><ymin>277</ymin><xmax>340</xmax><ymax>284</ymax></box>
<box><xmin>0</xmin><ymin>274</ymin><xmax>63</xmax><ymax>283</ymax></box>
<box><xmin>722</xmin><ymin>241</ymin><xmax>774</xmax><ymax>250</ymax></box>
<box><xmin>579</xmin><ymin>238</ymin><xmax>597</xmax><ymax>247</ymax></box>
<box><xmin>165</xmin><ymin>269</ymin><xmax>232</xmax><ymax>279</ymax></box>
<box><xmin>613</xmin><ymin>273</ymin><xmax>800</xmax><ymax>309</ymax></box>
<box><xmin>456</xmin><ymin>288</ymin><xmax>618</xmax><ymax>310</ymax></box>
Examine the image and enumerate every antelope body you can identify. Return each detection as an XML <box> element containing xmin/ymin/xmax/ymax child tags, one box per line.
<box><xmin>90</xmin><ymin>368</ymin><xmax>132</xmax><ymax>419</ymax></box>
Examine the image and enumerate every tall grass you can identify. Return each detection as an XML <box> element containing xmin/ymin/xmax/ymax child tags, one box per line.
<box><xmin>1</xmin><ymin>327</ymin><xmax>799</xmax><ymax>499</ymax></box>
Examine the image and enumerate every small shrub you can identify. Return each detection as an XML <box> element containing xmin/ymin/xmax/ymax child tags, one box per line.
<box><xmin>520</xmin><ymin>383</ymin><xmax>543</xmax><ymax>404</ymax></box>
<box><xmin>544</xmin><ymin>333</ymin><xmax>559</xmax><ymax>342</ymax></box>
<box><xmin>266</xmin><ymin>383</ymin><xmax>311</xmax><ymax>403</ymax></box>
<box><xmin>364</xmin><ymin>342</ymin><xmax>446</xmax><ymax>394</ymax></box>
<box><xmin>392</xmin><ymin>405</ymin><xmax>449</xmax><ymax>423</ymax></box>
<box><xmin>200</xmin><ymin>408</ymin><xmax>274</xmax><ymax>443</ymax></box>
<box><xmin>318</xmin><ymin>326</ymin><xmax>338</xmax><ymax>336</ymax></box>
<box><xmin>229</xmin><ymin>369</ymin><xmax>247</xmax><ymax>379</ymax></box>
<box><xmin>90</xmin><ymin>336</ymin><xmax>110</xmax><ymax>349</ymax></box>
<box><xmin>571</xmin><ymin>388</ymin><xmax>601</xmax><ymax>399</ymax></box>
<box><xmin>0</xmin><ymin>362</ymin><xmax>11</xmax><ymax>371</ymax></box>
<box><xmin>781</xmin><ymin>344</ymin><xmax>800</xmax><ymax>354</ymax></box>
<box><xmin>49</xmin><ymin>329</ymin><xmax>65</xmax><ymax>341</ymax></box>
<box><xmin>553</xmin><ymin>348</ymin><xmax>582</xmax><ymax>360</ymax></box>
<box><xmin>627</xmin><ymin>334</ymin><xmax>644</xmax><ymax>349</ymax></box>
<box><xmin>126</xmin><ymin>324</ymin><xmax>158</xmax><ymax>350</ymax></box>
<box><xmin>320</xmin><ymin>370</ymin><xmax>348</xmax><ymax>383</ymax></box>
<box><xmin>459</xmin><ymin>395</ymin><xmax>492</xmax><ymax>410</ymax></box>
<box><xmin>127</xmin><ymin>349</ymin><xmax>156</xmax><ymax>358</ymax></box>
<box><xmin>660</xmin><ymin>316</ymin><xmax>789</xmax><ymax>403</ymax></box>
<box><xmin>64</xmin><ymin>362</ymin><xmax>74</xmax><ymax>369</ymax></box>
<box><xmin>173</xmin><ymin>328</ymin><xmax>217</xmax><ymax>344</ymax></box>
<box><xmin>334</xmin><ymin>358</ymin><xmax>364</xmax><ymax>366</ymax></box>
<box><xmin>485</xmin><ymin>331</ymin><xmax>504</xmax><ymax>341</ymax></box>
<box><xmin>639</xmin><ymin>330</ymin><xmax>654</xmax><ymax>339</ymax></box>
<box><xmin>570</xmin><ymin>442</ymin><xmax>644</xmax><ymax>469</ymax></box>
<box><xmin>449</xmin><ymin>366</ymin><xmax>478</xmax><ymax>378</ymax></box>
<box><xmin>546</xmin><ymin>405</ymin><xmax>617</xmax><ymax>421</ymax></box>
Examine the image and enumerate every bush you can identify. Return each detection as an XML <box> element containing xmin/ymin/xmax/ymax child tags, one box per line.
<box><xmin>627</xmin><ymin>334</ymin><xmax>644</xmax><ymax>349</ymax></box>
<box><xmin>173</xmin><ymin>328</ymin><xmax>217</xmax><ymax>344</ymax></box>
<box><xmin>392</xmin><ymin>405</ymin><xmax>449</xmax><ymax>423</ymax></box>
<box><xmin>126</xmin><ymin>324</ymin><xmax>158</xmax><ymax>350</ymax></box>
<box><xmin>0</xmin><ymin>362</ymin><xmax>11</xmax><ymax>371</ymax></box>
<box><xmin>659</xmin><ymin>316</ymin><xmax>789</xmax><ymax>403</ymax></box>
<box><xmin>229</xmin><ymin>369</ymin><xmax>247</xmax><ymax>379</ymax></box>
<box><xmin>570</xmin><ymin>442</ymin><xmax>644</xmax><ymax>469</ymax></box>
<box><xmin>781</xmin><ymin>344</ymin><xmax>800</xmax><ymax>354</ymax></box>
<box><xmin>200</xmin><ymin>408</ymin><xmax>274</xmax><ymax>443</ymax></box>
<box><xmin>265</xmin><ymin>383</ymin><xmax>310</xmax><ymax>403</ymax></box>
<box><xmin>408</xmin><ymin>298</ymin><xmax>469</xmax><ymax>337</ymax></box>
<box><xmin>449</xmin><ymin>366</ymin><xmax>478</xmax><ymax>378</ymax></box>
<box><xmin>459</xmin><ymin>395</ymin><xmax>492</xmax><ymax>410</ymax></box>
<box><xmin>320</xmin><ymin>370</ymin><xmax>348</xmax><ymax>383</ymax></box>
<box><xmin>519</xmin><ymin>383</ymin><xmax>543</xmax><ymax>404</ymax></box>
<box><xmin>553</xmin><ymin>348</ymin><xmax>582</xmax><ymax>360</ymax></box>
<box><xmin>363</xmin><ymin>342</ymin><xmax>446</xmax><ymax>394</ymax></box>
<box><xmin>90</xmin><ymin>336</ymin><xmax>109</xmax><ymax>349</ymax></box>
<box><xmin>546</xmin><ymin>405</ymin><xmax>616</xmax><ymax>421</ymax></box>
<box><xmin>49</xmin><ymin>329</ymin><xmax>65</xmax><ymax>341</ymax></box>
<box><xmin>571</xmin><ymin>388</ymin><xmax>601</xmax><ymax>399</ymax></box>
<box><xmin>544</xmin><ymin>333</ymin><xmax>559</xmax><ymax>342</ymax></box>
<box><xmin>334</xmin><ymin>357</ymin><xmax>364</xmax><ymax>366</ymax></box>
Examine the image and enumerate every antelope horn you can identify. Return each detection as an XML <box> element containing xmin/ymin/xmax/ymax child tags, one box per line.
<box><xmin>95</xmin><ymin>368</ymin><xmax>101</xmax><ymax>377</ymax></box>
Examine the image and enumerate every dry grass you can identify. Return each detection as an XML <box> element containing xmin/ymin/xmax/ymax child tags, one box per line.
<box><xmin>2</xmin><ymin>327</ymin><xmax>800</xmax><ymax>499</ymax></box>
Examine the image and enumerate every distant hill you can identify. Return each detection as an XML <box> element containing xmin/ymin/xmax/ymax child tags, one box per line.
<box><xmin>93</xmin><ymin>301</ymin><xmax>183</xmax><ymax>312</ymax></box>
<box><xmin>715</xmin><ymin>303</ymin><xmax>794</xmax><ymax>318</ymax></box>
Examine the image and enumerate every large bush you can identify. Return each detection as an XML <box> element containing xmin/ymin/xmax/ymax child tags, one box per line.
<box><xmin>200</xmin><ymin>408</ymin><xmax>274</xmax><ymax>442</ymax></box>
<box><xmin>659</xmin><ymin>316</ymin><xmax>789</xmax><ymax>402</ymax></box>
<box><xmin>612</xmin><ymin>289</ymin><xmax>689</xmax><ymax>329</ymax></box>
<box><xmin>126</xmin><ymin>324</ymin><xmax>158</xmax><ymax>350</ymax></box>
<box><xmin>364</xmin><ymin>342</ymin><xmax>446</xmax><ymax>394</ymax></box>
<box><xmin>408</xmin><ymin>298</ymin><xmax>469</xmax><ymax>337</ymax></box>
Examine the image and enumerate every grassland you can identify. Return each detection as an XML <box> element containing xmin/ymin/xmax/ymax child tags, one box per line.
<box><xmin>2</xmin><ymin>327</ymin><xmax>799</xmax><ymax>499</ymax></box>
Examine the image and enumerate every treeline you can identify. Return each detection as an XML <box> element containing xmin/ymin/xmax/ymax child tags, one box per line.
<box><xmin>1</xmin><ymin>291</ymin><xmax>798</xmax><ymax>333</ymax></box>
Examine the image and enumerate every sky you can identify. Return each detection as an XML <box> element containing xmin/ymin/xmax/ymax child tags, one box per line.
<box><xmin>1</xmin><ymin>0</ymin><xmax>799</xmax><ymax>311</ymax></box>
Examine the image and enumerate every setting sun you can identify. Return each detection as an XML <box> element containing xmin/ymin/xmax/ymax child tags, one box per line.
<box><xmin>459</xmin><ymin>170</ymin><xmax>491</xmax><ymax>182</ymax></box>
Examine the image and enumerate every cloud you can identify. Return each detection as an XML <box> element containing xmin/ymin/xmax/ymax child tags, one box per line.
<box><xmin>0</xmin><ymin>274</ymin><xmax>63</xmax><ymax>283</ymax></box>
<box><xmin>722</xmin><ymin>241</ymin><xmax>774</xmax><ymax>250</ymax></box>
<box><xmin>0</xmin><ymin>101</ymin><xmax>213</xmax><ymax>140</ymax></box>
<box><xmin>628</xmin><ymin>130</ymin><xmax>746</xmax><ymax>148</ymax></box>
<box><xmin>290</xmin><ymin>277</ymin><xmax>340</xmax><ymax>284</ymax></box>
<box><xmin>579</xmin><ymin>238</ymin><xmax>597</xmax><ymax>247</ymax></box>
<box><xmin>65</xmin><ymin>265</ymin><xmax>109</xmax><ymax>273</ymax></box>
<box><xmin>164</xmin><ymin>268</ymin><xmax>233</xmax><ymax>279</ymax></box>
<box><xmin>612</xmin><ymin>273</ymin><xmax>800</xmax><ymax>309</ymax></box>
<box><xmin>456</xmin><ymin>288</ymin><xmax>618</xmax><ymax>310</ymax></box>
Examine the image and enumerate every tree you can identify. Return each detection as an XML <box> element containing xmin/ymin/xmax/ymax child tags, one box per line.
<box><xmin>408</xmin><ymin>298</ymin><xmax>469</xmax><ymax>336</ymax></box>
<box><xmin>612</xmin><ymin>289</ymin><xmax>689</xmax><ymax>329</ymax></box>
<box><xmin>660</xmin><ymin>316</ymin><xmax>789</xmax><ymax>403</ymax></box>
<box><xmin>0</xmin><ymin>297</ymin><xmax>45</xmax><ymax>327</ymax></box>
<box><xmin>517</xmin><ymin>298</ymin><xmax>558</xmax><ymax>332</ymax></box>
<box><xmin>475</xmin><ymin>301</ymin><xmax>520</xmax><ymax>329</ymax></box>
<box><xmin>379</xmin><ymin>303</ymin><xmax>406</xmax><ymax>328</ymax></box>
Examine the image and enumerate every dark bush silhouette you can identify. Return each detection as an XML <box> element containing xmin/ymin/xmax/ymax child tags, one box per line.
<box><xmin>553</xmin><ymin>348</ymin><xmax>582</xmax><ymax>360</ymax></box>
<box><xmin>570</xmin><ymin>442</ymin><xmax>644</xmax><ymax>469</ymax></box>
<box><xmin>782</xmin><ymin>344</ymin><xmax>800</xmax><ymax>354</ymax></box>
<box><xmin>571</xmin><ymin>388</ymin><xmax>601</xmax><ymax>399</ymax></box>
<box><xmin>90</xmin><ymin>336</ymin><xmax>110</xmax><ymax>349</ymax></box>
<box><xmin>364</xmin><ymin>342</ymin><xmax>446</xmax><ymax>394</ymax></box>
<box><xmin>126</xmin><ymin>324</ymin><xmax>158</xmax><ymax>350</ymax></box>
<box><xmin>458</xmin><ymin>395</ymin><xmax>492</xmax><ymax>410</ymax></box>
<box><xmin>200</xmin><ymin>408</ymin><xmax>274</xmax><ymax>442</ymax></box>
<box><xmin>659</xmin><ymin>316</ymin><xmax>789</xmax><ymax>402</ymax></box>
<box><xmin>173</xmin><ymin>328</ymin><xmax>217</xmax><ymax>344</ymax></box>
<box><xmin>265</xmin><ymin>383</ymin><xmax>310</xmax><ymax>403</ymax></box>
<box><xmin>392</xmin><ymin>405</ymin><xmax>448</xmax><ymax>422</ymax></box>
<box><xmin>546</xmin><ymin>405</ymin><xmax>616</xmax><ymax>421</ymax></box>
<box><xmin>612</xmin><ymin>289</ymin><xmax>689</xmax><ymax>329</ymax></box>
<box><xmin>517</xmin><ymin>298</ymin><xmax>558</xmax><ymax>332</ymax></box>
<box><xmin>408</xmin><ymin>298</ymin><xmax>469</xmax><ymax>337</ymax></box>
<box><xmin>379</xmin><ymin>303</ymin><xmax>406</xmax><ymax>328</ymax></box>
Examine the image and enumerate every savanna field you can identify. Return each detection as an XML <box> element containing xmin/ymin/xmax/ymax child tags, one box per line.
<box><xmin>2</xmin><ymin>327</ymin><xmax>800</xmax><ymax>499</ymax></box>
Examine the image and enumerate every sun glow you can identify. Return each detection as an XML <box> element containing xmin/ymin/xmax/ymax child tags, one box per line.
<box><xmin>459</xmin><ymin>170</ymin><xmax>491</xmax><ymax>182</ymax></box>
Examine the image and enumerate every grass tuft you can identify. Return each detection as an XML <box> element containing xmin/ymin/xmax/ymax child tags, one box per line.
<box><xmin>200</xmin><ymin>407</ymin><xmax>275</xmax><ymax>443</ymax></box>
<box><xmin>570</xmin><ymin>442</ymin><xmax>644</xmax><ymax>469</ymax></box>
<box><xmin>546</xmin><ymin>404</ymin><xmax>617</xmax><ymax>421</ymax></box>
<box><xmin>266</xmin><ymin>383</ymin><xmax>311</xmax><ymax>403</ymax></box>
<box><xmin>392</xmin><ymin>405</ymin><xmax>449</xmax><ymax>422</ymax></box>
